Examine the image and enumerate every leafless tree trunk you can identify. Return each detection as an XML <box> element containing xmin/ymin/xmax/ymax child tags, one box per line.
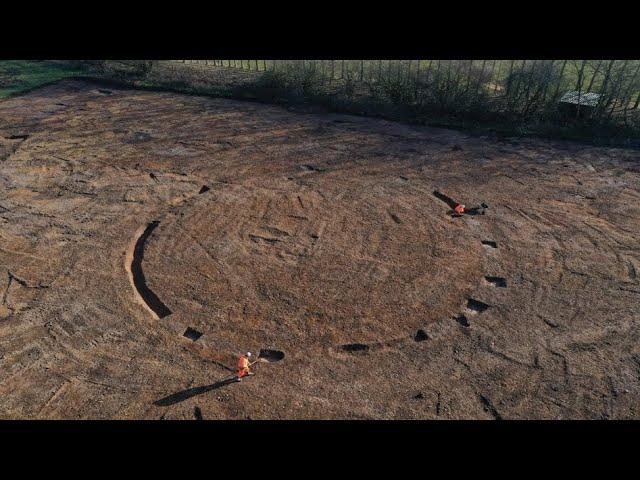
<box><xmin>424</xmin><ymin>60</ymin><xmax>434</xmax><ymax>81</ymax></box>
<box><xmin>505</xmin><ymin>60</ymin><xmax>516</xmax><ymax>95</ymax></box>
<box><xmin>539</xmin><ymin>60</ymin><xmax>556</xmax><ymax>105</ymax></box>
<box><xmin>597</xmin><ymin>60</ymin><xmax>621</xmax><ymax>116</ymax></box>
<box><xmin>464</xmin><ymin>60</ymin><xmax>474</xmax><ymax>93</ymax></box>
<box><xmin>451</xmin><ymin>60</ymin><xmax>464</xmax><ymax>93</ymax></box>
<box><xmin>492</xmin><ymin>60</ymin><xmax>501</xmax><ymax>93</ymax></box>
<box><xmin>550</xmin><ymin>59</ymin><xmax>568</xmax><ymax>102</ymax></box>
<box><xmin>520</xmin><ymin>60</ymin><xmax>542</xmax><ymax>117</ymax></box>
<box><xmin>607</xmin><ymin>60</ymin><xmax>630</xmax><ymax>119</ymax></box>
<box><xmin>586</xmin><ymin>60</ymin><xmax>603</xmax><ymax>92</ymax></box>
<box><xmin>474</xmin><ymin>59</ymin><xmax>487</xmax><ymax>96</ymax></box>
<box><xmin>513</xmin><ymin>60</ymin><xmax>527</xmax><ymax>98</ymax></box>
<box><xmin>619</xmin><ymin>62</ymin><xmax>640</xmax><ymax>117</ymax></box>
<box><xmin>575</xmin><ymin>60</ymin><xmax>587</xmax><ymax>119</ymax></box>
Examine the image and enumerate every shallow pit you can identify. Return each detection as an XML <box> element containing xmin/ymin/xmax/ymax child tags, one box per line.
<box><xmin>194</xmin><ymin>406</ymin><xmax>203</xmax><ymax>420</ymax></box>
<box><xmin>183</xmin><ymin>327</ymin><xmax>203</xmax><ymax>341</ymax></box>
<box><xmin>485</xmin><ymin>276</ymin><xmax>507</xmax><ymax>288</ymax></box>
<box><xmin>466</xmin><ymin>298</ymin><xmax>490</xmax><ymax>314</ymax></box>
<box><xmin>259</xmin><ymin>349</ymin><xmax>285</xmax><ymax>362</ymax></box>
<box><xmin>414</xmin><ymin>329</ymin><xmax>429</xmax><ymax>342</ymax></box>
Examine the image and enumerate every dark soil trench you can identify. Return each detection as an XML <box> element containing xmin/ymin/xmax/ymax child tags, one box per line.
<box><xmin>259</xmin><ymin>349</ymin><xmax>285</xmax><ymax>362</ymax></box>
<box><xmin>131</xmin><ymin>221</ymin><xmax>172</xmax><ymax>318</ymax></box>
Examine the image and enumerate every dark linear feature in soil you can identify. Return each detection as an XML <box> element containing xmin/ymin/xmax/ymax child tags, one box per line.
<box><xmin>479</xmin><ymin>395</ymin><xmax>503</xmax><ymax>420</ymax></box>
<box><xmin>131</xmin><ymin>221</ymin><xmax>172</xmax><ymax>318</ymax></box>
<box><xmin>300</xmin><ymin>164</ymin><xmax>324</xmax><ymax>173</ymax></box>
<box><xmin>341</xmin><ymin>343</ymin><xmax>370</xmax><ymax>353</ymax></box>
<box><xmin>432</xmin><ymin>190</ymin><xmax>459</xmax><ymax>209</ymax></box>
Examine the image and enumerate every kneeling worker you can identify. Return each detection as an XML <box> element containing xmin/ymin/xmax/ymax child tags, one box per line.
<box><xmin>236</xmin><ymin>352</ymin><xmax>254</xmax><ymax>382</ymax></box>
<box><xmin>453</xmin><ymin>202</ymin><xmax>489</xmax><ymax>217</ymax></box>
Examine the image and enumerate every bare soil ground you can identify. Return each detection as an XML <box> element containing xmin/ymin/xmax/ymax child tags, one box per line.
<box><xmin>1</xmin><ymin>80</ymin><xmax>639</xmax><ymax>419</ymax></box>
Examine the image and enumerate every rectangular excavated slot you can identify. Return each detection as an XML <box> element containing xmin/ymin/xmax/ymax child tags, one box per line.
<box><xmin>183</xmin><ymin>327</ymin><xmax>203</xmax><ymax>341</ymax></box>
<box><xmin>466</xmin><ymin>298</ymin><xmax>490</xmax><ymax>314</ymax></box>
<box><xmin>485</xmin><ymin>276</ymin><xmax>507</xmax><ymax>288</ymax></box>
<box><xmin>341</xmin><ymin>343</ymin><xmax>369</xmax><ymax>353</ymax></box>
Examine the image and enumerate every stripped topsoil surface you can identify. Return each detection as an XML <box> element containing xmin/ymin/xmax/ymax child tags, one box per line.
<box><xmin>1</xmin><ymin>80</ymin><xmax>639</xmax><ymax>419</ymax></box>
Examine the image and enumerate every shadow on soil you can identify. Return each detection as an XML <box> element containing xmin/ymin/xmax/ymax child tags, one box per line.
<box><xmin>154</xmin><ymin>377</ymin><xmax>237</xmax><ymax>407</ymax></box>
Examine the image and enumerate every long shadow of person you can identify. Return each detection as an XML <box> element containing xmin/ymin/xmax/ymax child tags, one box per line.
<box><xmin>154</xmin><ymin>377</ymin><xmax>238</xmax><ymax>407</ymax></box>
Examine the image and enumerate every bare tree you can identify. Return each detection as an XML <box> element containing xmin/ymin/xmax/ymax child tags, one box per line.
<box><xmin>575</xmin><ymin>60</ymin><xmax>587</xmax><ymax>119</ymax></box>
<box><xmin>605</xmin><ymin>60</ymin><xmax>629</xmax><ymax>119</ymax></box>
<box><xmin>586</xmin><ymin>60</ymin><xmax>603</xmax><ymax>92</ymax></box>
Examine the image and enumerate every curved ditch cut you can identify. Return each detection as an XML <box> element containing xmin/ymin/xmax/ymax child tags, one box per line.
<box><xmin>125</xmin><ymin>221</ymin><xmax>172</xmax><ymax>319</ymax></box>
<box><xmin>258</xmin><ymin>349</ymin><xmax>285</xmax><ymax>362</ymax></box>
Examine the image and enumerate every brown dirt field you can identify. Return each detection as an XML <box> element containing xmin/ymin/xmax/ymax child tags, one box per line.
<box><xmin>1</xmin><ymin>80</ymin><xmax>639</xmax><ymax>419</ymax></box>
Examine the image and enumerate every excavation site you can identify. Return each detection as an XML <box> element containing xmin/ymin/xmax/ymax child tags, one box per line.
<box><xmin>1</xmin><ymin>79</ymin><xmax>639</xmax><ymax>419</ymax></box>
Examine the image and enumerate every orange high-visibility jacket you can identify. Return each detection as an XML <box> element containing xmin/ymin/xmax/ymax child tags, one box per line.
<box><xmin>237</xmin><ymin>356</ymin><xmax>250</xmax><ymax>371</ymax></box>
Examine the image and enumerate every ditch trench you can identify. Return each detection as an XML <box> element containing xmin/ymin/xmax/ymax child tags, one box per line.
<box><xmin>125</xmin><ymin>212</ymin><xmax>286</xmax><ymax>373</ymax></box>
<box><xmin>125</xmin><ymin>187</ymin><xmax>507</xmax><ymax>412</ymax></box>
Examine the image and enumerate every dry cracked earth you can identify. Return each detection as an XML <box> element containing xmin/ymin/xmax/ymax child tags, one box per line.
<box><xmin>1</xmin><ymin>80</ymin><xmax>639</xmax><ymax>419</ymax></box>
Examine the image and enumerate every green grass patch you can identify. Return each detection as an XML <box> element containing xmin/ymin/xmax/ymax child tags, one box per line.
<box><xmin>0</xmin><ymin>61</ymin><xmax>86</xmax><ymax>99</ymax></box>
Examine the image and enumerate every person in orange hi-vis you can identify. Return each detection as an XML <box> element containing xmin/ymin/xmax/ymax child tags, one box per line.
<box><xmin>236</xmin><ymin>352</ymin><xmax>254</xmax><ymax>382</ymax></box>
<box><xmin>453</xmin><ymin>202</ymin><xmax>488</xmax><ymax>217</ymax></box>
